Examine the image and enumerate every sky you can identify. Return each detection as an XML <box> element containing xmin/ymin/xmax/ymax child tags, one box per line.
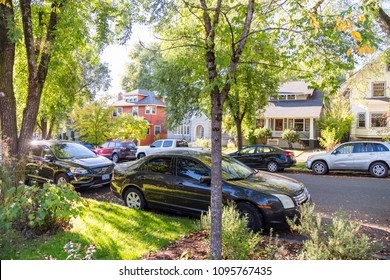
<box><xmin>99</xmin><ymin>24</ymin><xmax>154</xmax><ymax>99</ymax></box>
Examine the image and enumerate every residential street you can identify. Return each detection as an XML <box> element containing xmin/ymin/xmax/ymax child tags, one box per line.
<box><xmin>284</xmin><ymin>173</ymin><xmax>390</xmax><ymax>229</ymax></box>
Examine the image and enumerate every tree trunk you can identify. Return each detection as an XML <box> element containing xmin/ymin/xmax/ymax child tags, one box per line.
<box><xmin>209</xmin><ymin>88</ymin><xmax>224</xmax><ymax>260</ymax></box>
<box><xmin>235</xmin><ymin>117</ymin><xmax>243</xmax><ymax>150</ymax></box>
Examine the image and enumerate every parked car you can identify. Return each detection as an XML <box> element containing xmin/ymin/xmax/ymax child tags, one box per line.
<box><xmin>306</xmin><ymin>141</ymin><xmax>390</xmax><ymax>178</ymax></box>
<box><xmin>26</xmin><ymin>140</ymin><xmax>115</xmax><ymax>188</ymax></box>
<box><xmin>136</xmin><ymin>139</ymin><xmax>190</xmax><ymax>159</ymax></box>
<box><xmin>77</xmin><ymin>141</ymin><xmax>95</xmax><ymax>150</ymax></box>
<box><xmin>94</xmin><ymin>140</ymin><xmax>137</xmax><ymax>163</ymax></box>
<box><xmin>228</xmin><ymin>145</ymin><xmax>296</xmax><ymax>172</ymax></box>
<box><xmin>111</xmin><ymin>151</ymin><xmax>311</xmax><ymax>232</ymax></box>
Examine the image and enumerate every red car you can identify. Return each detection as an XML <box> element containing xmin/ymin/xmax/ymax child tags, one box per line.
<box><xmin>94</xmin><ymin>140</ymin><xmax>137</xmax><ymax>163</ymax></box>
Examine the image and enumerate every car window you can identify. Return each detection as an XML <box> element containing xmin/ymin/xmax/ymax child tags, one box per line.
<box><xmin>258</xmin><ymin>147</ymin><xmax>271</xmax><ymax>153</ymax></box>
<box><xmin>239</xmin><ymin>147</ymin><xmax>256</xmax><ymax>154</ymax></box>
<box><xmin>353</xmin><ymin>143</ymin><xmax>367</xmax><ymax>153</ymax></box>
<box><xmin>147</xmin><ymin>157</ymin><xmax>172</xmax><ymax>174</ymax></box>
<box><xmin>100</xmin><ymin>142</ymin><xmax>110</xmax><ymax>148</ymax></box>
<box><xmin>336</xmin><ymin>144</ymin><xmax>354</xmax><ymax>154</ymax></box>
<box><xmin>177</xmin><ymin>158</ymin><xmax>209</xmax><ymax>180</ymax></box>
<box><xmin>374</xmin><ymin>143</ymin><xmax>389</xmax><ymax>152</ymax></box>
<box><xmin>116</xmin><ymin>142</ymin><xmax>124</xmax><ymax>148</ymax></box>
<box><xmin>151</xmin><ymin>140</ymin><xmax>162</xmax><ymax>148</ymax></box>
<box><xmin>125</xmin><ymin>142</ymin><xmax>136</xmax><ymax>148</ymax></box>
<box><xmin>51</xmin><ymin>143</ymin><xmax>96</xmax><ymax>159</ymax></box>
<box><xmin>163</xmin><ymin>140</ymin><xmax>173</xmax><ymax>147</ymax></box>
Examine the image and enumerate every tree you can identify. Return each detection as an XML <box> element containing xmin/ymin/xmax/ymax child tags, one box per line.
<box><xmin>149</xmin><ymin>0</ymin><xmax>380</xmax><ymax>259</ymax></box>
<box><xmin>0</xmin><ymin>0</ymin><xmax>142</xmax><ymax>188</ymax></box>
<box><xmin>69</xmin><ymin>102</ymin><xmax>113</xmax><ymax>146</ymax></box>
<box><xmin>282</xmin><ymin>129</ymin><xmax>300</xmax><ymax>149</ymax></box>
<box><xmin>107</xmin><ymin>114</ymin><xmax>149</xmax><ymax>142</ymax></box>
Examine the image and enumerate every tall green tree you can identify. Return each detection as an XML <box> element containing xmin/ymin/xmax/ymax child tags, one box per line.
<box><xmin>151</xmin><ymin>0</ymin><xmax>379</xmax><ymax>259</ymax></box>
<box><xmin>108</xmin><ymin>114</ymin><xmax>149</xmax><ymax>142</ymax></box>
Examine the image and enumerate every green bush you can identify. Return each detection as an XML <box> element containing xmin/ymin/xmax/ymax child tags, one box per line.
<box><xmin>194</xmin><ymin>138</ymin><xmax>211</xmax><ymax>148</ymax></box>
<box><xmin>289</xmin><ymin>204</ymin><xmax>382</xmax><ymax>260</ymax></box>
<box><xmin>254</xmin><ymin>128</ymin><xmax>272</xmax><ymax>145</ymax></box>
<box><xmin>281</xmin><ymin>129</ymin><xmax>300</xmax><ymax>149</ymax></box>
<box><xmin>0</xmin><ymin>183</ymin><xmax>85</xmax><ymax>238</ymax></box>
<box><xmin>318</xmin><ymin>127</ymin><xmax>339</xmax><ymax>152</ymax></box>
<box><xmin>198</xmin><ymin>203</ymin><xmax>262</xmax><ymax>259</ymax></box>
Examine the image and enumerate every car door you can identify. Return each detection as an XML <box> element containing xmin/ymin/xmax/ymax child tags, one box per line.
<box><xmin>26</xmin><ymin>144</ymin><xmax>56</xmax><ymax>183</ymax></box>
<box><xmin>149</xmin><ymin>140</ymin><xmax>163</xmax><ymax>155</ymax></box>
<box><xmin>170</xmin><ymin>157</ymin><xmax>211</xmax><ymax>215</ymax></box>
<box><xmin>137</xmin><ymin>156</ymin><xmax>176</xmax><ymax>208</ymax></box>
<box><xmin>232</xmin><ymin>146</ymin><xmax>257</xmax><ymax>167</ymax></box>
<box><xmin>352</xmin><ymin>143</ymin><xmax>378</xmax><ymax>170</ymax></box>
<box><xmin>329</xmin><ymin>143</ymin><xmax>355</xmax><ymax>170</ymax></box>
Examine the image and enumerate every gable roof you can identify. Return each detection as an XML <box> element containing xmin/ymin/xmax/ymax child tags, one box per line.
<box><xmin>113</xmin><ymin>89</ymin><xmax>166</xmax><ymax>107</ymax></box>
<box><xmin>264</xmin><ymin>81</ymin><xmax>324</xmax><ymax>118</ymax></box>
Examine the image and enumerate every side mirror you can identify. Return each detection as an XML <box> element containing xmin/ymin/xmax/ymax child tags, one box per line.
<box><xmin>44</xmin><ymin>154</ymin><xmax>54</xmax><ymax>161</ymax></box>
<box><xmin>331</xmin><ymin>150</ymin><xmax>339</xmax><ymax>155</ymax></box>
<box><xmin>199</xmin><ymin>176</ymin><xmax>211</xmax><ymax>185</ymax></box>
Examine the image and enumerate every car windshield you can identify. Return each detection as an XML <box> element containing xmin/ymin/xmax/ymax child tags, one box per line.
<box><xmin>51</xmin><ymin>143</ymin><xmax>96</xmax><ymax>159</ymax></box>
<box><xmin>198</xmin><ymin>155</ymin><xmax>254</xmax><ymax>180</ymax></box>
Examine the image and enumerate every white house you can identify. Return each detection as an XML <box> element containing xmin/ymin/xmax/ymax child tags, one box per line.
<box><xmin>261</xmin><ymin>81</ymin><xmax>324</xmax><ymax>148</ymax></box>
<box><xmin>341</xmin><ymin>59</ymin><xmax>390</xmax><ymax>140</ymax></box>
<box><xmin>167</xmin><ymin>113</ymin><xmax>211</xmax><ymax>143</ymax></box>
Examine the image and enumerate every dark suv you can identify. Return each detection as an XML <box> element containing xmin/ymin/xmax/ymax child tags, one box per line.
<box><xmin>94</xmin><ymin>140</ymin><xmax>137</xmax><ymax>163</ymax></box>
<box><xmin>26</xmin><ymin>140</ymin><xmax>115</xmax><ymax>188</ymax></box>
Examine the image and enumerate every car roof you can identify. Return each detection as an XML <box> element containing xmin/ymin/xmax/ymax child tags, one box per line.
<box><xmin>30</xmin><ymin>140</ymin><xmax>78</xmax><ymax>146</ymax></box>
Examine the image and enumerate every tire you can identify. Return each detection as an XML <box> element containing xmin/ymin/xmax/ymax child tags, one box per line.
<box><xmin>124</xmin><ymin>188</ymin><xmax>146</xmax><ymax>210</ymax></box>
<box><xmin>370</xmin><ymin>162</ymin><xmax>389</xmax><ymax>178</ymax></box>
<box><xmin>236</xmin><ymin>202</ymin><xmax>264</xmax><ymax>232</ymax></box>
<box><xmin>311</xmin><ymin>160</ymin><xmax>328</xmax><ymax>175</ymax></box>
<box><xmin>266</xmin><ymin>161</ymin><xmax>279</xmax><ymax>172</ymax></box>
<box><xmin>137</xmin><ymin>153</ymin><xmax>146</xmax><ymax>159</ymax></box>
<box><xmin>56</xmin><ymin>173</ymin><xmax>70</xmax><ymax>185</ymax></box>
<box><xmin>112</xmin><ymin>153</ymin><xmax>119</xmax><ymax>163</ymax></box>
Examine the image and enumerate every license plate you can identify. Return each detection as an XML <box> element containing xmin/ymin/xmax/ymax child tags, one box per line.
<box><xmin>102</xmin><ymin>174</ymin><xmax>110</xmax><ymax>180</ymax></box>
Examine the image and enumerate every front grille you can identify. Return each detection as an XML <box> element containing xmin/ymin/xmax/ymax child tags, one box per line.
<box><xmin>92</xmin><ymin>166</ymin><xmax>114</xmax><ymax>175</ymax></box>
<box><xmin>293</xmin><ymin>188</ymin><xmax>309</xmax><ymax>205</ymax></box>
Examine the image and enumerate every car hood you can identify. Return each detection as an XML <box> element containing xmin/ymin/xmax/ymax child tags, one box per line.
<box><xmin>226</xmin><ymin>170</ymin><xmax>305</xmax><ymax>196</ymax></box>
<box><xmin>59</xmin><ymin>155</ymin><xmax>114</xmax><ymax>168</ymax></box>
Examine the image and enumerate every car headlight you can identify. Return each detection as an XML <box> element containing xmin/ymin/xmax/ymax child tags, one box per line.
<box><xmin>69</xmin><ymin>167</ymin><xmax>89</xmax><ymax>174</ymax></box>
<box><xmin>273</xmin><ymin>194</ymin><xmax>295</xmax><ymax>209</ymax></box>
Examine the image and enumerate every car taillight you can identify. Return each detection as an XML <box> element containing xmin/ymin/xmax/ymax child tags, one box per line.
<box><xmin>284</xmin><ymin>152</ymin><xmax>293</xmax><ymax>157</ymax></box>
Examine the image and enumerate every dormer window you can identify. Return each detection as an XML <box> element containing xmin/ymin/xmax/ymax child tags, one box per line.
<box><xmin>125</xmin><ymin>96</ymin><xmax>137</xmax><ymax>103</ymax></box>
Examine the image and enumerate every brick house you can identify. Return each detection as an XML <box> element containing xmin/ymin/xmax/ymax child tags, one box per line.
<box><xmin>112</xmin><ymin>89</ymin><xmax>167</xmax><ymax>146</ymax></box>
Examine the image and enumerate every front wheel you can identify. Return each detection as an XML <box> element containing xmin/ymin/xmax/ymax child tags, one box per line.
<box><xmin>236</xmin><ymin>202</ymin><xmax>264</xmax><ymax>232</ymax></box>
<box><xmin>370</xmin><ymin>162</ymin><xmax>389</xmax><ymax>178</ymax></box>
<box><xmin>312</xmin><ymin>161</ymin><xmax>328</xmax><ymax>175</ymax></box>
<box><xmin>124</xmin><ymin>188</ymin><xmax>146</xmax><ymax>210</ymax></box>
<box><xmin>137</xmin><ymin>153</ymin><xmax>146</xmax><ymax>159</ymax></box>
<box><xmin>112</xmin><ymin>153</ymin><xmax>119</xmax><ymax>163</ymax></box>
<box><xmin>56</xmin><ymin>173</ymin><xmax>70</xmax><ymax>185</ymax></box>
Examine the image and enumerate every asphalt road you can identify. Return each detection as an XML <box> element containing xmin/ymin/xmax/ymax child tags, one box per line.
<box><xmin>283</xmin><ymin>173</ymin><xmax>390</xmax><ymax>229</ymax></box>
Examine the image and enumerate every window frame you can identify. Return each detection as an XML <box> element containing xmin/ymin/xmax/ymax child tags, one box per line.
<box><xmin>372</xmin><ymin>81</ymin><xmax>386</xmax><ymax>98</ymax></box>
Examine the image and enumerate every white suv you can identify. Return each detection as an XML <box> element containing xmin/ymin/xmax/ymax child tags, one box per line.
<box><xmin>306</xmin><ymin>141</ymin><xmax>390</xmax><ymax>178</ymax></box>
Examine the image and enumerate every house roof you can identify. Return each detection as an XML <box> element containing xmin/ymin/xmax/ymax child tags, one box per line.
<box><xmin>264</xmin><ymin>81</ymin><xmax>324</xmax><ymax>118</ymax></box>
<box><xmin>277</xmin><ymin>80</ymin><xmax>314</xmax><ymax>95</ymax></box>
<box><xmin>113</xmin><ymin>89</ymin><xmax>166</xmax><ymax>107</ymax></box>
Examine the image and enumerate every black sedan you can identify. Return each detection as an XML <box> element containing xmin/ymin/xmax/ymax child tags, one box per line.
<box><xmin>228</xmin><ymin>145</ymin><xmax>296</xmax><ymax>172</ymax></box>
<box><xmin>26</xmin><ymin>140</ymin><xmax>115</xmax><ymax>188</ymax></box>
<box><xmin>111</xmin><ymin>151</ymin><xmax>310</xmax><ymax>232</ymax></box>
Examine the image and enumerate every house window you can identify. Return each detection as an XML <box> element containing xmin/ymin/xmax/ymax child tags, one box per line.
<box><xmin>174</xmin><ymin>125</ymin><xmax>190</xmax><ymax>135</ymax></box>
<box><xmin>125</xmin><ymin>96</ymin><xmax>137</xmax><ymax>103</ymax></box>
<box><xmin>114</xmin><ymin>107</ymin><xmax>122</xmax><ymax>117</ymax></box>
<box><xmin>155</xmin><ymin>125</ymin><xmax>161</xmax><ymax>135</ymax></box>
<box><xmin>275</xmin><ymin>119</ymin><xmax>283</xmax><ymax>131</ymax></box>
<box><xmin>287</xmin><ymin>95</ymin><xmax>295</xmax><ymax>100</ymax></box>
<box><xmin>372</xmin><ymin>82</ymin><xmax>386</xmax><ymax>97</ymax></box>
<box><xmin>371</xmin><ymin>113</ymin><xmax>388</xmax><ymax>128</ymax></box>
<box><xmin>279</xmin><ymin>95</ymin><xmax>287</xmax><ymax>100</ymax></box>
<box><xmin>145</xmin><ymin>105</ymin><xmax>156</xmax><ymax>114</ymax></box>
<box><xmin>288</xmin><ymin>119</ymin><xmax>294</xmax><ymax>129</ymax></box>
<box><xmin>357</xmin><ymin>113</ymin><xmax>366</xmax><ymax>128</ymax></box>
<box><xmin>146</xmin><ymin>127</ymin><xmax>150</xmax><ymax>135</ymax></box>
<box><xmin>305</xmin><ymin>119</ymin><xmax>310</xmax><ymax>131</ymax></box>
<box><xmin>387</xmin><ymin>63</ymin><xmax>390</xmax><ymax>72</ymax></box>
<box><xmin>132</xmin><ymin>107</ymin><xmax>138</xmax><ymax>116</ymax></box>
<box><xmin>294</xmin><ymin>119</ymin><xmax>304</xmax><ymax>131</ymax></box>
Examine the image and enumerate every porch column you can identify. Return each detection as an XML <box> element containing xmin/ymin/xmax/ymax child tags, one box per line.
<box><xmin>265</xmin><ymin>118</ymin><xmax>269</xmax><ymax>129</ymax></box>
<box><xmin>310</xmin><ymin>118</ymin><xmax>314</xmax><ymax>139</ymax></box>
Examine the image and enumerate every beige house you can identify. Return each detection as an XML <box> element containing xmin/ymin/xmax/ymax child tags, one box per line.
<box><xmin>341</xmin><ymin>59</ymin><xmax>390</xmax><ymax>140</ymax></box>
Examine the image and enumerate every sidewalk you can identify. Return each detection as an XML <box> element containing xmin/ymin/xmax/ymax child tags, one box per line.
<box><xmin>294</xmin><ymin>149</ymin><xmax>326</xmax><ymax>162</ymax></box>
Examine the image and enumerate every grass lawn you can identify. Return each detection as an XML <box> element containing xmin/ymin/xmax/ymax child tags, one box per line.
<box><xmin>0</xmin><ymin>199</ymin><xmax>197</xmax><ymax>260</ymax></box>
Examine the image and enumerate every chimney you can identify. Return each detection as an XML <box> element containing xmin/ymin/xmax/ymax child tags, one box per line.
<box><xmin>118</xmin><ymin>92</ymin><xmax>123</xmax><ymax>101</ymax></box>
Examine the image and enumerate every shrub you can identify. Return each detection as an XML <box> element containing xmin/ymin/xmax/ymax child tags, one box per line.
<box><xmin>318</xmin><ymin>127</ymin><xmax>339</xmax><ymax>152</ymax></box>
<box><xmin>281</xmin><ymin>129</ymin><xmax>300</xmax><ymax>149</ymax></box>
<box><xmin>1</xmin><ymin>183</ymin><xmax>85</xmax><ymax>238</ymax></box>
<box><xmin>198</xmin><ymin>203</ymin><xmax>262</xmax><ymax>259</ymax></box>
<box><xmin>253</xmin><ymin>128</ymin><xmax>272</xmax><ymax>145</ymax></box>
<box><xmin>194</xmin><ymin>138</ymin><xmax>211</xmax><ymax>148</ymax></box>
<box><xmin>288</xmin><ymin>203</ymin><xmax>382</xmax><ymax>260</ymax></box>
